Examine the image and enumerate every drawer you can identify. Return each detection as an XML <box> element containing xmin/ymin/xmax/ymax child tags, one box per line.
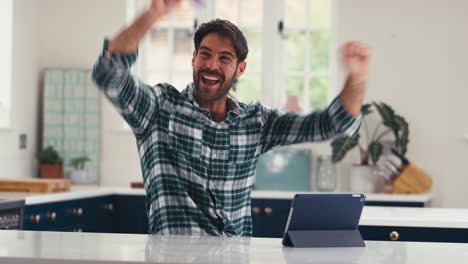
<box><xmin>359</xmin><ymin>226</ymin><xmax>468</xmax><ymax>243</ymax></box>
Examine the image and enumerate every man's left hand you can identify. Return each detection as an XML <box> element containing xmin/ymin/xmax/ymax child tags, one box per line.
<box><xmin>342</xmin><ymin>41</ymin><xmax>372</xmax><ymax>84</ymax></box>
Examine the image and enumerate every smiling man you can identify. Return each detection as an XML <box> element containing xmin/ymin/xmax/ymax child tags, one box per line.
<box><xmin>92</xmin><ymin>0</ymin><xmax>371</xmax><ymax>236</ymax></box>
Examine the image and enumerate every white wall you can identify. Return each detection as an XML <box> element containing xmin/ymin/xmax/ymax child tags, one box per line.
<box><xmin>336</xmin><ymin>0</ymin><xmax>468</xmax><ymax>207</ymax></box>
<box><xmin>32</xmin><ymin>0</ymin><xmax>141</xmax><ymax>187</ymax></box>
<box><xmin>0</xmin><ymin>0</ymin><xmax>39</xmax><ymax>179</ymax></box>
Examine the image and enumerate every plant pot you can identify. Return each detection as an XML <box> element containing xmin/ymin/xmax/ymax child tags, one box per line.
<box><xmin>70</xmin><ymin>169</ymin><xmax>91</xmax><ymax>184</ymax></box>
<box><xmin>40</xmin><ymin>164</ymin><xmax>63</xmax><ymax>179</ymax></box>
<box><xmin>349</xmin><ymin>165</ymin><xmax>383</xmax><ymax>193</ymax></box>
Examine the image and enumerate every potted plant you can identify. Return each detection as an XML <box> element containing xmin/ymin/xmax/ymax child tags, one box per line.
<box><xmin>330</xmin><ymin>102</ymin><xmax>409</xmax><ymax>193</ymax></box>
<box><xmin>69</xmin><ymin>156</ymin><xmax>91</xmax><ymax>184</ymax></box>
<box><xmin>38</xmin><ymin>146</ymin><xmax>63</xmax><ymax>178</ymax></box>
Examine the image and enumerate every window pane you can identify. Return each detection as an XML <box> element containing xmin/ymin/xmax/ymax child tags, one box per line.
<box><xmin>148</xmin><ymin>29</ymin><xmax>169</xmax><ymax>70</ymax></box>
<box><xmin>217</xmin><ymin>0</ymin><xmax>238</xmax><ymax>24</ymax></box>
<box><xmin>309</xmin><ymin>31</ymin><xmax>330</xmax><ymax>72</ymax></box>
<box><xmin>309</xmin><ymin>77</ymin><xmax>329</xmax><ymax>109</ymax></box>
<box><xmin>286</xmin><ymin>31</ymin><xmax>306</xmax><ymax>71</ymax></box>
<box><xmin>239</xmin><ymin>0</ymin><xmax>263</xmax><ymax>27</ymax></box>
<box><xmin>286</xmin><ymin>76</ymin><xmax>305</xmax><ymax>97</ymax></box>
<box><xmin>236</xmin><ymin>74</ymin><xmax>261</xmax><ymax>104</ymax></box>
<box><xmin>243</xmin><ymin>29</ymin><xmax>262</xmax><ymax>72</ymax></box>
<box><xmin>286</xmin><ymin>0</ymin><xmax>307</xmax><ymax>28</ymax></box>
<box><xmin>310</xmin><ymin>0</ymin><xmax>331</xmax><ymax>27</ymax></box>
<box><xmin>173</xmin><ymin>28</ymin><xmax>193</xmax><ymax>71</ymax></box>
<box><xmin>172</xmin><ymin>72</ymin><xmax>193</xmax><ymax>92</ymax></box>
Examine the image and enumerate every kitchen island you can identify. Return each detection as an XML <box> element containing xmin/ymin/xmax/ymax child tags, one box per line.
<box><xmin>0</xmin><ymin>230</ymin><xmax>467</xmax><ymax>263</ymax></box>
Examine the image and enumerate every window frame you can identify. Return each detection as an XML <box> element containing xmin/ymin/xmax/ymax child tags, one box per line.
<box><xmin>132</xmin><ymin>0</ymin><xmax>336</xmax><ymax>110</ymax></box>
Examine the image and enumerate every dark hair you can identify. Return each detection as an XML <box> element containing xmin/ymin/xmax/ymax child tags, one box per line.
<box><xmin>194</xmin><ymin>19</ymin><xmax>249</xmax><ymax>62</ymax></box>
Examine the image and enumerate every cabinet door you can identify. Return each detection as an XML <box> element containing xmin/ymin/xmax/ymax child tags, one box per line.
<box><xmin>262</xmin><ymin>199</ymin><xmax>292</xmax><ymax>238</ymax></box>
<box><xmin>23</xmin><ymin>196</ymin><xmax>115</xmax><ymax>233</ymax></box>
<box><xmin>251</xmin><ymin>199</ymin><xmax>264</xmax><ymax>237</ymax></box>
<box><xmin>82</xmin><ymin>196</ymin><xmax>115</xmax><ymax>233</ymax></box>
<box><xmin>359</xmin><ymin>226</ymin><xmax>468</xmax><ymax>243</ymax></box>
<box><xmin>113</xmin><ymin>195</ymin><xmax>148</xmax><ymax>234</ymax></box>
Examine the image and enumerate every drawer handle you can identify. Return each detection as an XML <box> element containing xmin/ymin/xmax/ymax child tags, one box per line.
<box><xmin>389</xmin><ymin>231</ymin><xmax>399</xmax><ymax>241</ymax></box>
<box><xmin>73</xmin><ymin>228</ymin><xmax>83</xmax><ymax>232</ymax></box>
<box><xmin>252</xmin><ymin>207</ymin><xmax>261</xmax><ymax>215</ymax></box>
<box><xmin>46</xmin><ymin>212</ymin><xmax>56</xmax><ymax>221</ymax></box>
<box><xmin>264</xmin><ymin>207</ymin><xmax>273</xmax><ymax>215</ymax></box>
<box><xmin>30</xmin><ymin>214</ymin><xmax>41</xmax><ymax>224</ymax></box>
<box><xmin>72</xmin><ymin>208</ymin><xmax>83</xmax><ymax>216</ymax></box>
<box><xmin>104</xmin><ymin>203</ymin><xmax>114</xmax><ymax>212</ymax></box>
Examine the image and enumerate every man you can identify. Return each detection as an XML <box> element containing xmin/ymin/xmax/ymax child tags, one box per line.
<box><xmin>92</xmin><ymin>0</ymin><xmax>371</xmax><ymax>236</ymax></box>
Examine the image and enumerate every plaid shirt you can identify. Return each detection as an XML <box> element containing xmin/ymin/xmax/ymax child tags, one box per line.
<box><xmin>92</xmin><ymin>40</ymin><xmax>362</xmax><ymax>236</ymax></box>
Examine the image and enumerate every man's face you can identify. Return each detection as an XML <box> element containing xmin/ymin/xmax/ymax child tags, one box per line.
<box><xmin>192</xmin><ymin>33</ymin><xmax>246</xmax><ymax>103</ymax></box>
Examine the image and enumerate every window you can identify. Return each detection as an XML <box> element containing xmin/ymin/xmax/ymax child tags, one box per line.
<box><xmin>0</xmin><ymin>0</ymin><xmax>13</xmax><ymax>128</ymax></box>
<box><xmin>135</xmin><ymin>0</ymin><xmax>333</xmax><ymax>111</ymax></box>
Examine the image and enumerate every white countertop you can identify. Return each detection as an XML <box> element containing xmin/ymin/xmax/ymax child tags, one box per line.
<box><xmin>4</xmin><ymin>187</ymin><xmax>432</xmax><ymax>205</ymax></box>
<box><xmin>0</xmin><ymin>230</ymin><xmax>467</xmax><ymax>264</ymax></box>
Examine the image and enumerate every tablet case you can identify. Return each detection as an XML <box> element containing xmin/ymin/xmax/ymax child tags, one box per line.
<box><xmin>282</xmin><ymin>194</ymin><xmax>366</xmax><ymax>248</ymax></box>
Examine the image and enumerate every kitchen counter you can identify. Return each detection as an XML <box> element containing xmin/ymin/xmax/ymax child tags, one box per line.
<box><xmin>10</xmin><ymin>187</ymin><xmax>432</xmax><ymax>205</ymax></box>
<box><xmin>0</xmin><ymin>230</ymin><xmax>467</xmax><ymax>263</ymax></box>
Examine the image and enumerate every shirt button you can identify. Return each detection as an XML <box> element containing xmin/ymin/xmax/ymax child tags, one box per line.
<box><xmin>213</xmin><ymin>153</ymin><xmax>217</xmax><ymax>158</ymax></box>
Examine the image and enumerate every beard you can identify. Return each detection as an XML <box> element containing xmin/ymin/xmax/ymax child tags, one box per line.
<box><xmin>193</xmin><ymin>66</ymin><xmax>238</xmax><ymax>103</ymax></box>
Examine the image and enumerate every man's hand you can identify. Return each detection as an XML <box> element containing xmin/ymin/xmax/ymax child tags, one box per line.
<box><xmin>108</xmin><ymin>0</ymin><xmax>182</xmax><ymax>53</ymax></box>
<box><xmin>341</xmin><ymin>41</ymin><xmax>372</xmax><ymax>84</ymax></box>
<box><xmin>149</xmin><ymin>0</ymin><xmax>182</xmax><ymax>17</ymax></box>
<box><xmin>339</xmin><ymin>41</ymin><xmax>372</xmax><ymax>117</ymax></box>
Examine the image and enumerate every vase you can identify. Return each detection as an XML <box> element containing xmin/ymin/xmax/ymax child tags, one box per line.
<box><xmin>70</xmin><ymin>169</ymin><xmax>91</xmax><ymax>184</ymax></box>
<box><xmin>316</xmin><ymin>155</ymin><xmax>337</xmax><ymax>191</ymax></box>
<box><xmin>349</xmin><ymin>165</ymin><xmax>382</xmax><ymax>193</ymax></box>
<box><xmin>40</xmin><ymin>164</ymin><xmax>63</xmax><ymax>178</ymax></box>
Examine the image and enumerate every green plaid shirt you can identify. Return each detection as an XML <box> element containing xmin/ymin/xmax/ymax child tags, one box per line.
<box><xmin>92</xmin><ymin>40</ymin><xmax>362</xmax><ymax>236</ymax></box>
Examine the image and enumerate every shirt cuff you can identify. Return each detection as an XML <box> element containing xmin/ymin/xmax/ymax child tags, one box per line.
<box><xmin>100</xmin><ymin>39</ymin><xmax>139</xmax><ymax>69</ymax></box>
<box><xmin>327</xmin><ymin>94</ymin><xmax>362</xmax><ymax>137</ymax></box>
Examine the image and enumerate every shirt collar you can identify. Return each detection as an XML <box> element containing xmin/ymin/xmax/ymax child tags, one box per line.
<box><xmin>183</xmin><ymin>83</ymin><xmax>242</xmax><ymax>116</ymax></box>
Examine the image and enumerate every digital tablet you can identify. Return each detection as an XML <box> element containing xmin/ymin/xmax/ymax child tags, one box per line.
<box><xmin>282</xmin><ymin>193</ymin><xmax>366</xmax><ymax>247</ymax></box>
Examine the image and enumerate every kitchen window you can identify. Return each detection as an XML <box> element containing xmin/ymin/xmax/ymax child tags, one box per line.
<box><xmin>0</xmin><ymin>0</ymin><xmax>13</xmax><ymax>128</ymax></box>
<box><xmin>133</xmin><ymin>0</ymin><xmax>334</xmax><ymax>111</ymax></box>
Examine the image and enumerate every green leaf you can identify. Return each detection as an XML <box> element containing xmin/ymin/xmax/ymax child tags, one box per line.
<box><xmin>394</xmin><ymin>115</ymin><xmax>409</xmax><ymax>156</ymax></box>
<box><xmin>331</xmin><ymin>134</ymin><xmax>360</xmax><ymax>163</ymax></box>
<box><xmin>368</xmin><ymin>141</ymin><xmax>383</xmax><ymax>164</ymax></box>
<box><xmin>38</xmin><ymin>146</ymin><xmax>63</xmax><ymax>165</ymax></box>
<box><xmin>373</xmin><ymin>102</ymin><xmax>396</xmax><ymax>129</ymax></box>
<box><xmin>361</xmin><ymin>103</ymin><xmax>373</xmax><ymax>116</ymax></box>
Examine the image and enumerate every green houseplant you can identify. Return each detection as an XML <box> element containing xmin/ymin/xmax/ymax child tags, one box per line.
<box><xmin>330</xmin><ymin>102</ymin><xmax>409</xmax><ymax>193</ymax></box>
<box><xmin>69</xmin><ymin>156</ymin><xmax>91</xmax><ymax>184</ymax></box>
<box><xmin>38</xmin><ymin>146</ymin><xmax>63</xmax><ymax>178</ymax></box>
<box><xmin>331</xmin><ymin>102</ymin><xmax>409</xmax><ymax>165</ymax></box>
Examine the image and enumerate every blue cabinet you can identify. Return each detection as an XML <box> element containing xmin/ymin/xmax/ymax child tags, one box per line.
<box><xmin>359</xmin><ymin>226</ymin><xmax>468</xmax><ymax>243</ymax></box>
<box><xmin>113</xmin><ymin>195</ymin><xmax>148</xmax><ymax>234</ymax></box>
<box><xmin>23</xmin><ymin>196</ymin><xmax>114</xmax><ymax>233</ymax></box>
<box><xmin>23</xmin><ymin>195</ymin><xmax>147</xmax><ymax>234</ymax></box>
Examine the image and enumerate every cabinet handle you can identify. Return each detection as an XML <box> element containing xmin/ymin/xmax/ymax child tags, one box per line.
<box><xmin>264</xmin><ymin>207</ymin><xmax>273</xmax><ymax>215</ymax></box>
<box><xmin>46</xmin><ymin>212</ymin><xmax>56</xmax><ymax>221</ymax></box>
<box><xmin>104</xmin><ymin>203</ymin><xmax>114</xmax><ymax>212</ymax></box>
<box><xmin>72</xmin><ymin>208</ymin><xmax>83</xmax><ymax>216</ymax></box>
<box><xmin>252</xmin><ymin>207</ymin><xmax>261</xmax><ymax>215</ymax></box>
<box><xmin>30</xmin><ymin>214</ymin><xmax>41</xmax><ymax>224</ymax></box>
<box><xmin>389</xmin><ymin>231</ymin><xmax>399</xmax><ymax>241</ymax></box>
<box><xmin>72</xmin><ymin>228</ymin><xmax>83</xmax><ymax>232</ymax></box>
